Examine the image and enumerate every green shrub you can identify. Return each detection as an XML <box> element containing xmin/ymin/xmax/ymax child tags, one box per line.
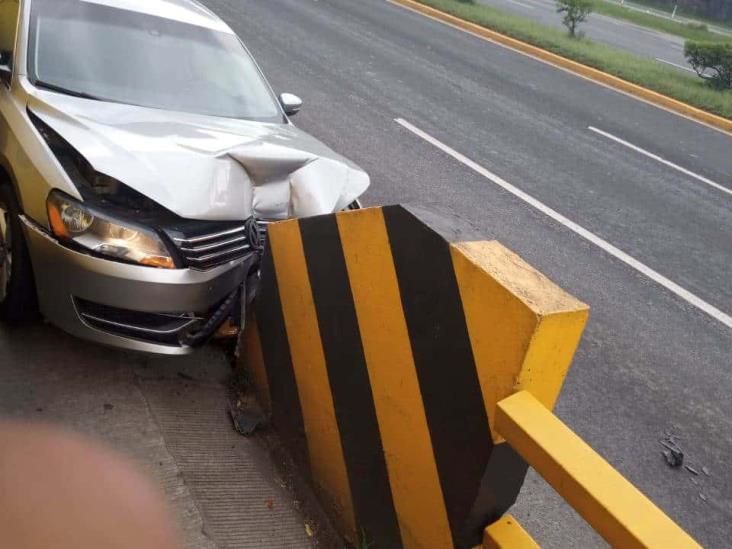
<box><xmin>685</xmin><ymin>41</ymin><xmax>732</xmax><ymax>89</ymax></box>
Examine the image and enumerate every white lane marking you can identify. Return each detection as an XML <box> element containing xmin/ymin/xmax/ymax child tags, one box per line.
<box><xmin>655</xmin><ymin>57</ymin><xmax>697</xmax><ymax>73</ymax></box>
<box><xmin>395</xmin><ymin>118</ymin><xmax>732</xmax><ymax>329</ymax></box>
<box><xmin>503</xmin><ymin>0</ymin><xmax>535</xmax><ymax>9</ymax></box>
<box><xmin>385</xmin><ymin>0</ymin><xmax>732</xmax><ymax>138</ymax></box>
<box><xmin>588</xmin><ymin>126</ymin><xmax>732</xmax><ymax>197</ymax></box>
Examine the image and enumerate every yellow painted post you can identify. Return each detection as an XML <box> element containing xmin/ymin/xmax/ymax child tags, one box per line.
<box><xmin>483</xmin><ymin>515</ymin><xmax>539</xmax><ymax>549</ymax></box>
<box><xmin>496</xmin><ymin>392</ymin><xmax>701</xmax><ymax>549</ymax></box>
<box><xmin>450</xmin><ymin>241</ymin><xmax>589</xmax><ymax>444</ymax></box>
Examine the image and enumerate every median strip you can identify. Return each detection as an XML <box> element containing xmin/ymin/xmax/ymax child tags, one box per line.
<box><xmin>387</xmin><ymin>0</ymin><xmax>732</xmax><ymax>134</ymax></box>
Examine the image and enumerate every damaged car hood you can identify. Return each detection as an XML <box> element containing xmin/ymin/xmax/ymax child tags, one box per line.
<box><xmin>28</xmin><ymin>91</ymin><xmax>370</xmax><ymax>220</ymax></box>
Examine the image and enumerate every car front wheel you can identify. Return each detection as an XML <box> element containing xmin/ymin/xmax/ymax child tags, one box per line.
<box><xmin>0</xmin><ymin>184</ymin><xmax>38</xmax><ymax>323</ymax></box>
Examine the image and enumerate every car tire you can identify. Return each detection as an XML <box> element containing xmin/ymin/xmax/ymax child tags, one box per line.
<box><xmin>0</xmin><ymin>184</ymin><xmax>38</xmax><ymax>323</ymax></box>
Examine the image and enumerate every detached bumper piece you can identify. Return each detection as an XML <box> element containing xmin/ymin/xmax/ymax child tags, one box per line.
<box><xmin>75</xmin><ymin>294</ymin><xmax>237</xmax><ymax>348</ymax></box>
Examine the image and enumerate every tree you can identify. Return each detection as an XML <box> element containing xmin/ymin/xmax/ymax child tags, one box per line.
<box><xmin>684</xmin><ymin>41</ymin><xmax>732</xmax><ymax>89</ymax></box>
<box><xmin>556</xmin><ymin>0</ymin><xmax>593</xmax><ymax>38</ymax></box>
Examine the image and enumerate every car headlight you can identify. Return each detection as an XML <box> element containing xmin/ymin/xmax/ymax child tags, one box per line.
<box><xmin>47</xmin><ymin>191</ymin><xmax>176</xmax><ymax>269</ymax></box>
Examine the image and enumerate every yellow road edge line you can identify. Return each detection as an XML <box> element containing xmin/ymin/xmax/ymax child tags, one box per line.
<box><xmin>483</xmin><ymin>515</ymin><xmax>540</xmax><ymax>549</ymax></box>
<box><xmin>387</xmin><ymin>0</ymin><xmax>732</xmax><ymax>136</ymax></box>
<box><xmin>496</xmin><ymin>391</ymin><xmax>701</xmax><ymax>548</ymax></box>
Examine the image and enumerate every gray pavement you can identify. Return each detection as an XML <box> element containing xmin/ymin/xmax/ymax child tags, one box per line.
<box><xmin>477</xmin><ymin>0</ymin><xmax>696</xmax><ymax>73</ymax></box>
<box><xmin>203</xmin><ymin>0</ymin><xmax>731</xmax><ymax>546</ymax></box>
<box><xmin>0</xmin><ymin>323</ymin><xmax>312</xmax><ymax>548</ymax></box>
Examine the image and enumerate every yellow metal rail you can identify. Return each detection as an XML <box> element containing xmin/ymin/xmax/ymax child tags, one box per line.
<box><xmin>483</xmin><ymin>515</ymin><xmax>539</xmax><ymax>549</ymax></box>
<box><xmin>494</xmin><ymin>392</ymin><xmax>701</xmax><ymax>548</ymax></box>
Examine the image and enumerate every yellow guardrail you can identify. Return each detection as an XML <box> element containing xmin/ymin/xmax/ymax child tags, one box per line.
<box><xmin>483</xmin><ymin>391</ymin><xmax>701</xmax><ymax>548</ymax></box>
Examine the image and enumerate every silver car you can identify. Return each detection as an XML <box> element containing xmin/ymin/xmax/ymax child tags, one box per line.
<box><xmin>0</xmin><ymin>0</ymin><xmax>369</xmax><ymax>354</ymax></box>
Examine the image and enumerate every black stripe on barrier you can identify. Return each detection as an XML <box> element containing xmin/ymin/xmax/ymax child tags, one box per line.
<box><xmin>382</xmin><ymin>205</ymin><xmax>494</xmax><ymax>545</ymax></box>
<box><xmin>255</xmin><ymin>247</ymin><xmax>310</xmax><ymax>470</ymax></box>
<box><xmin>299</xmin><ymin>215</ymin><xmax>403</xmax><ymax>548</ymax></box>
<box><xmin>464</xmin><ymin>444</ymin><xmax>529</xmax><ymax>544</ymax></box>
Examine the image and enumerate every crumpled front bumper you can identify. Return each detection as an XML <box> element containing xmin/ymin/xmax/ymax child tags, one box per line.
<box><xmin>22</xmin><ymin>217</ymin><xmax>256</xmax><ymax>355</ymax></box>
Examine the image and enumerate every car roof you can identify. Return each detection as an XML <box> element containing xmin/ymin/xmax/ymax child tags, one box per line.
<box><xmin>77</xmin><ymin>0</ymin><xmax>234</xmax><ymax>33</ymax></box>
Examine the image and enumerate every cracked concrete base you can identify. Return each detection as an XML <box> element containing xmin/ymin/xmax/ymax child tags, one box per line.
<box><xmin>0</xmin><ymin>323</ymin><xmax>312</xmax><ymax>549</ymax></box>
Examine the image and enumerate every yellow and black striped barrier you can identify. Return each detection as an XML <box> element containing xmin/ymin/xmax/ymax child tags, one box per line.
<box><xmin>244</xmin><ymin>205</ymin><xmax>588</xmax><ymax>547</ymax></box>
<box><xmin>242</xmin><ymin>205</ymin><xmax>699</xmax><ymax>548</ymax></box>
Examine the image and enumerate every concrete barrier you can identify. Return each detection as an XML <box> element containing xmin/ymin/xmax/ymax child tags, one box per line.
<box><xmin>244</xmin><ymin>205</ymin><xmax>588</xmax><ymax>547</ymax></box>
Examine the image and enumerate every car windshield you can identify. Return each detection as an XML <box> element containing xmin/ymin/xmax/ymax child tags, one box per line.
<box><xmin>27</xmin><ymin>0</ymin><xmax>283</xmax><ymax>121</ymax></box>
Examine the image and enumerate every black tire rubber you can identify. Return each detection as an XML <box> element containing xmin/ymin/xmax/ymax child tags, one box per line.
<box><xmin>0</xmin><ymin>184</ymin><xmax>38</xmax><ymax>323</ymax></box>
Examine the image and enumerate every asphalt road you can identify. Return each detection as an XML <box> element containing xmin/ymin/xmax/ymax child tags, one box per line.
<box><xmin>477</xmin><ymin>0</ymin><xmax>696</xmax><ymax>73</ymax></box>
<box><xmin>200</xmin><ymin>0</ymin><xmax>731</xmax><ymax>546</ymax></box>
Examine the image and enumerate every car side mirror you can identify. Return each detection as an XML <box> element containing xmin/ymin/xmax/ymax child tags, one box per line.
<box><xmin>279</xmin><ymin>93</ymin><xmax>302</xmax><ymax>117</ymax></box>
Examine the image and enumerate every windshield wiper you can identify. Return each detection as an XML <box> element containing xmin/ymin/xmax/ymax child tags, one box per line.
<box><xmin>34</xmin><ymin>80</ymin><xmax>102</xmax><ymax>101</ymax></box>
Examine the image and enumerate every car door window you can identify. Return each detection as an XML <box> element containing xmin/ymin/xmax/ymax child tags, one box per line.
<box><xmin>0</xmin><ymin>0</ymin><xmax>20</xmax><ymax>68</ymax></box>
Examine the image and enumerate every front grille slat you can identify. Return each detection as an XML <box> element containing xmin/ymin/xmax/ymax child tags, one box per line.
<box><xmin>165</xmin><ymin>219</ymin><xmax>268</xmax><ymax>270</ymax></box>
<box><xmin>179</xmin><ymin>234</ymin><xmax>249</xmax><ymax>254</ymax></box>
<box><xmin>185</xmin><ymin>244</ymin><xmax>252</xmax><ymax>265</ymax></box>
<box><xmin>173</xmin><ymin>225</ymin><xmax>247</xmax><ymax>245</ymax></box>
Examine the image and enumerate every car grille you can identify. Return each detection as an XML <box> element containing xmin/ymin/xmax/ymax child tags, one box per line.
<box><xmin>173</xmin><ymin>225</ymin><xmax>252</xmax><ymax>270</ymax></box>
<box><xmin>164</xmin><ymin>219</ymin><xmax>269</xmax><ymax>270</ymax></box>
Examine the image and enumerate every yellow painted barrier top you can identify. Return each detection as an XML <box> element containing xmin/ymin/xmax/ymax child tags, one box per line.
<box><xmin>483</xmin><ymin>515</ymin><xmax>539</xmax><ymax>549</ymax></box>
<box><xmin>496</xmin><ymin>392</ymin><xmax>701</xmax><ymax>549</ymax></box>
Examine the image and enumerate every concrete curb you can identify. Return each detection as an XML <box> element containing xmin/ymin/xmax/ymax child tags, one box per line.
<box><xmin>389</xmin><ymin>0</ymin><xmax>732</xmax><ymax>135</ymax></box>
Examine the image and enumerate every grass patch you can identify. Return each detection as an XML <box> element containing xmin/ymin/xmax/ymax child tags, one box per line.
<box><xmin>591</xmin><ymin>1</ymin><xmax>732</xmax><ymax>43</ymax></box>
<box><xmin>412</xmin><ymin>0</ymin><xmax>732</xmax><ymax>119</ymax></box>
